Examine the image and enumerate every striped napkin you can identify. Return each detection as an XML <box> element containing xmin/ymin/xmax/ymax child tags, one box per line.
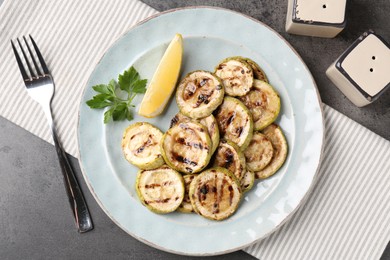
<box><xmin>0</xmin><ymin>0</ymin><xmax>157</xmax><ymax>157</ymax></box>
<box><xmin>0</xmin><ymin>0</ymin><xmax>389</xmax><ymax>259</ymax></box>
<box><xmin>245</xmin><ymin>105</ymin><xmax>390</xmax><ymax>260</ymax></box>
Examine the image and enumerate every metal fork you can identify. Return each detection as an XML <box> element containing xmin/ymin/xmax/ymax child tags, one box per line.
<box><xmin>11</xmin><ymin>35</ymin><xmax>93</xmax><ymax>233</ymax></box>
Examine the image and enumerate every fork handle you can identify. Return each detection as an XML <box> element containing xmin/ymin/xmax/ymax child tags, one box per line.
<box><xmin>45</xmin><ymin>107</ymin><xmax>93</xmax><ymax>233</ymax></box>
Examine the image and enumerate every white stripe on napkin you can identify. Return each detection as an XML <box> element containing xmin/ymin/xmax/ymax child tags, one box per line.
<box><xmin>0</xmin><ymin>1</ymin><xmax>389</xmax><ymax>259</ymax></box>
<box><xmin>0</xmin><ymin>0</ymin><xmax>157</xmax><ymax>158</ymax></box>
<box><xmin>244</xmin><ymin>104</ymin><xmax>390</xmax><ymax>260</ymax></box>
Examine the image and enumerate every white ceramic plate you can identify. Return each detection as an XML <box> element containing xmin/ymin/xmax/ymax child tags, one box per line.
<box><xmin>78</xmin><ymin>7</ymin><xmax>324</xmax><ymax>256</ymax></box>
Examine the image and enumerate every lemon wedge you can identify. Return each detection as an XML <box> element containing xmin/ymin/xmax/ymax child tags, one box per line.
<box><xmin>138</xmin><ymin>34</ymin><xmax>183</xmax><ymax>118</ymax></box>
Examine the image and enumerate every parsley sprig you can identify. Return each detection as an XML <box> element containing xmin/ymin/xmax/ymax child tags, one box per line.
<box><xmin>86</xmin><ymin>66</ymin><xmax>147</xmax><ymax>123</ymax></box>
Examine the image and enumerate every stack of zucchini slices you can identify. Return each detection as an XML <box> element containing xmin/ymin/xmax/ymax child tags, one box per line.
<box><xmin>121</xmin><ymin>56</ymin><xmax>288</xmax><ymax>221</ymax></box>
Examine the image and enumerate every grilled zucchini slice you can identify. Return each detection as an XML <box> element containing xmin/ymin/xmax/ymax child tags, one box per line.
<box><xmin>215</xmin><ymin>57</ymin><xmax>254</xmax><ymax>96</ymax></box>
<box><xmin>244</xmin><ymin>132</ymin><xmax>274</xmax><ymax>172</ymax></box>
<box><xmin>241</xmin><ymin>170</ymin><xmax>255</xmax><ymax>193</ymax></box>
<box><xmin>136</xmin><ymin>165</ymin><xmax>185</xmax><ymax>214</ymax></box>
<box><xmin>176</xmin><ymin>70</ymin><xmax>224</xmax><ymax>119</ymax></box>
<box><xmin>239</xmin><ymin>79</ymin><xmax>280</xmax><ymax>131</ymax></box>
<box><xmin>189</xmin><ymin>167</ymin><xmax>242</xmax><ymax>220</ymax></box>
<box><xmin>255</xmin><ymin>124</ymin><xmax>288</xmax><ymax>179</ymax></box>
<box><xmin>212</xmin><ymin>140</ymin><xmax>246</xmax><ymax>181</ymax></box>
<box><xmin>170</xmin><ymin>113</ymin><xmax>220</xmax><ymax>155</ymax></box>
<box><xmin>177</xmin><ymin>174</ymin><xmax>196</xmax><ymax>213</ymax></box>
<box><xmin>121</xmin><ymin>122</ymin><xmax>164</xmax><ymax>170</ymax></box>
<box><xmin>214</xmin><ymin>97</ymin><xmax>253</xmax><ymax>150</ymax></box>
<box><xmin>161</xmin><ymin>121</ymin><xmax>212</xmax><ymax>174</ymax></box>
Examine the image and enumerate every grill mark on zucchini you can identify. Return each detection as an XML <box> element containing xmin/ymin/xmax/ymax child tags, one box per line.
<box><xmin>134</xmin><ymin>135</ymin><xmax>156</xmax><ymax>155</ymax></box>
<box><xmin>145</xmin><ymin>183</ymin><xmax>160</xmax><ymax>189</ymax></box>
<box><xmin>200</xmin><ymin>184</ymin><xmax>209</xmax><ymax>195</ymax></box>
<box><xmin>228</xmin><ymin>185</ymin><xmax>234</xmax><ymax>205</ymax></box>
<box><xmin>218</xmin><ymin>178</ymin><xmax>225</xmax><ymax>212</ymax></box>
<box><xmin>177</xmin><ymin>137</ymin><xmax>204</xmax><ymax>150</ymax></box>
<box><xmin>226</xmin><ymin>112</ymin><xmax>236</xmax><ymax>126</ymax></box>
<box><xmin>216</xmin><ymin>177</ymin><xmax>226</xmax><ymax>214</ymax></box>
<box><xmin>213</xmin><ymin>173</ymin><xmax>219</xmax><ymax>214</ymax></box>
<box><xmin>192</xmin><ymin>142</ymin><xmax>204</xmax><ymax>149</ymax></box>
<box><xmin>195</xmin><ymin>90</ymin><xmax>214</xmax><ymax>108</ymax></box>
<box><xmin>135</xmin><ymin>146</ymin><xmax>145</xmax><ymax>154</ymax></box>
<box><xmin>217</xmin><ymin>64</ymin><xmax>225</xmax><ymax>70</ymax></box>
<box><xmin>199</xmin><ymin>183</ymin><xmax>209</xmax><ymax>203</ymax></box>
<box><xmin>170</xmin><ymin>113</ymin><xmax>191</xmax><ymax>128</ymax></box>
<box><xmin>223</xmin><ymin>149</ymin><xmax>235</xmax><ymax>169</ymax></box>
<box><xmin>236</xmin><ymin>126</ymin><xmax>244</xmax><ymax>137</ymax></box>
<box><xmin>179</xmin><ymin>122</ymin><xmax>193</xmax><ymax>131</ymax></box>
<box><xmin>183</xmin><ymin>82</ymin><xmax>196</xmax><ymax>100</ymax></box>
<box><xmin>179</xmin><ymin>122</ymin><xmax>205</xmax><ymax>135</ymax></box>
<box><xmin>145</xmin><ymin>180</ymin><xmax>173</xmax><ymax>189</ymax></box>
<box><xmin>176</xmin><ymin>137</ymin><xmax>204</xmax><ymax>150</ymax></box>
<box><xmin>183</xmin><ymin>78</ymin><xmax>211</xmax><ymax>101</ymax></box>
<box><xmin>144</xmin><ymin>198</ymin><xmax>171</xmax><ymax>204</ymax></box>
<box><xmin>171</xmin><ymin>152</ymin><xmax>198</xmax><ymax>167</ymax></box>
<box><xmin>216</xmin><ymin>110</ymin><xmax>235</xmax><ymax>135</ymax></box>
<box><xmin>210</xmin><ymin>121</ymin><xmax>216</xmax><ymax>132</ymax></box>
<box><xmin>200</xmin><ymin>78</ymin><xmax>208</xmax><ymax>87</ymax></box>
<box><xmin>170</xmin><ymin>115</ymin><xmax>180</xmax><ymax>128</ymax></box>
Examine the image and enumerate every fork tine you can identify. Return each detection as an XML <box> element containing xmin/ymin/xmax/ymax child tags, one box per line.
<box><xmin>11</xmin><ymin>39</ymin><xmax>29</xmax><ymax>80</ymax></box>
<box><xmin>29</xmin><ymin>35</ymin><xmax>49</xmax><ymax>75</ymax></box>
<box><xmin>23</xmin><ymin>36</ymin><xmax>43</xmax><ymax>77</ymax></box>
<box><xmin>17</xmin><ymin>38</ymin><xmax>37</xmax><ymax>78</ymax></box>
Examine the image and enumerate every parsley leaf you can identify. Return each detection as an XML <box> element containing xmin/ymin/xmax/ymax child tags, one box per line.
<box><xmin>132</xmin><ymin>79</ymin><xmax>147</xmax><ymax>93</ymax></box>
<box><xmin>119</xmin><ymin>66</ymin><xmax>140</xmax><ymax>92</ymax></box>
<box><xmin>103</xmin><ymin>107</ymin><xmax>114</xmax><ymax>124</ymax></box>
<box><xmin>86</xmin><ymin>66</ymin><xmax>147</xmax><ymax>124</ymax></box>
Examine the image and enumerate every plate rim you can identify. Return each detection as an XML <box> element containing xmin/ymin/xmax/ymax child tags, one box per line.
<box><xmin>77</xmin><ymin>6</ymin><xmax>325</xmax><ymax>256</ymax></box>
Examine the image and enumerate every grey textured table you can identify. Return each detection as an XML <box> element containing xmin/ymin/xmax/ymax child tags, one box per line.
<box><xmin>1</xmin><ymin>0</ymin><xmax>389</xmax><ymax>259</ymax></box>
